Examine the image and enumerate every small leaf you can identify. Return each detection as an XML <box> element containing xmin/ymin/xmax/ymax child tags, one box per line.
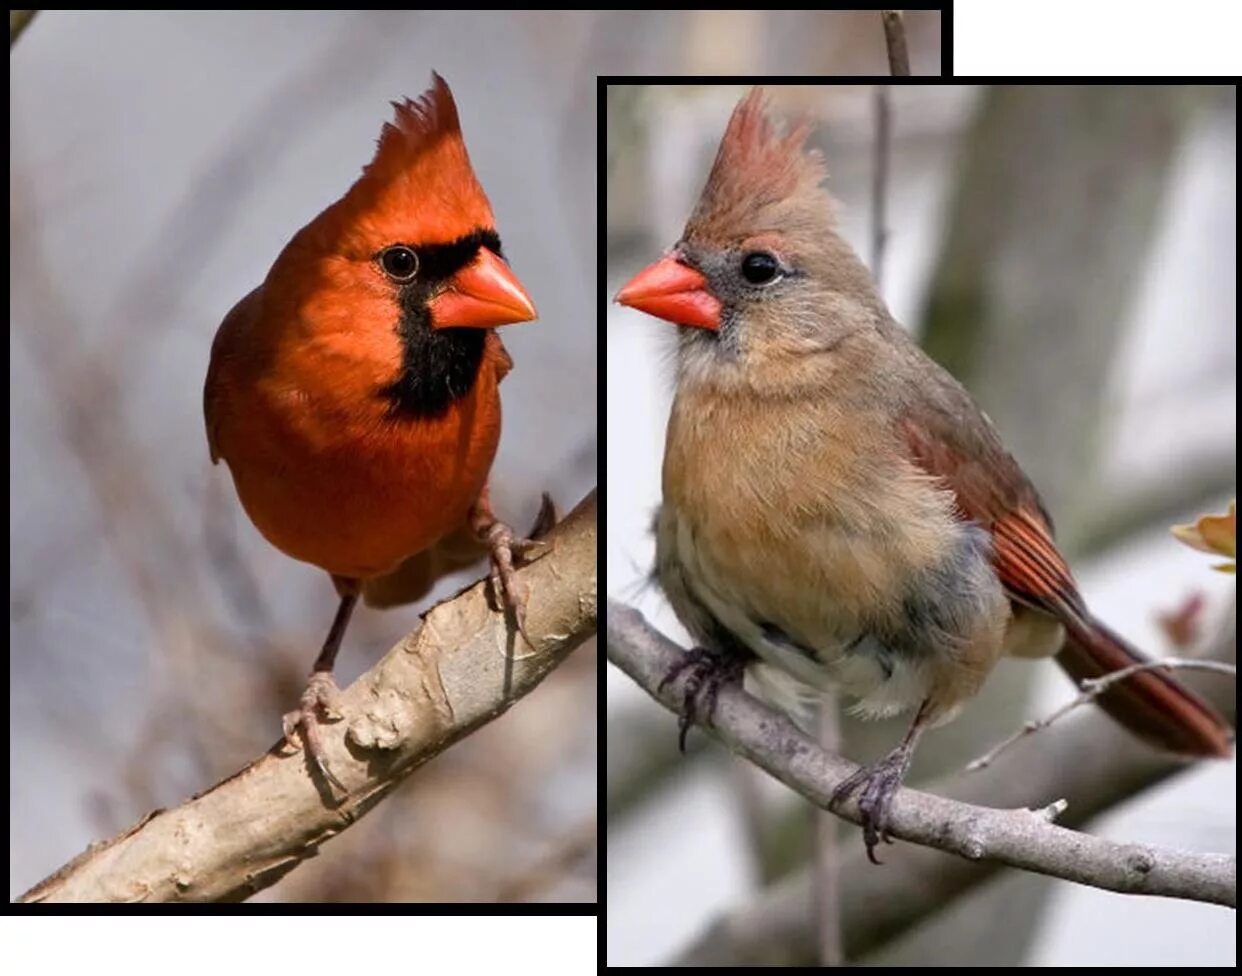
<box><xmin>1172</xmin><ymin>502</ymin><xmax>1236</xmax><ymax>563</ymax></box>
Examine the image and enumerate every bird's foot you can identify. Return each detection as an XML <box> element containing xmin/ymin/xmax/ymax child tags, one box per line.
<box><xmin>282</xmin><ymin>670</ymin><xmax>346</xmax><ymax>792</ymax></box>
<box><xmin>476</xmin><ymin>493</ymin><xmax>556</xmax><ymax>646</ymax></box>
<box><xmin>828</xmin><ymin>748</ymin><xmax>914</xmax><ymax>864</ymax></box>
<box><xmin>657</xmin><ymin>646</ymin><xmax>746</xmax><ymax>752</ymax></box>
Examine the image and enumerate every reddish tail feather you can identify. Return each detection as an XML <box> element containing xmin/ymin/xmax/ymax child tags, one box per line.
<box><xmin>1057</xmin><ymin>615</ymin><xmax>1233</xmax><ymax>758</ymax></box>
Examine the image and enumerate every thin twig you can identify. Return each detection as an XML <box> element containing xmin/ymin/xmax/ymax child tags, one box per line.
<box><xmin>870</xmin><ymin>86</ymin><xmax>893</xmax><ymax>294</ymax></box>
<box><xmin>880</xmin><ymin>10</ymin><xmax>910</xmax><ymax>76</ymax></box>
<box><xmin>814</xmin><ymin>695</ymin><xmax>843</xmax><ymax>966</ymax></box>
<box><xmin>607</xmin><ymin>600</ymin><xmax>1236</xmax><ymax>909</ymax></box>
<box><xmin>19</xmin><ymin>493</ymin><xmax>596</xmax><ymax>904</ymax></box>
<box><xmin>10</xmin><ymin>10</ymin><xmax>36</xmax><ymax>47</ymax></box>
<box><xmin>967</xmin><ymin>658</ymin><xmax>1237</xmax><ymax>772</ymax></box>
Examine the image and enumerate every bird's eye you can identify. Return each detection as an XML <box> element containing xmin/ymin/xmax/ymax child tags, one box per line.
<box><xmin>380</xmin><ymin>246</ymin><xmax>419</xmax><ymax>282</ymax></box>
<box><xmin>741</xmin><ymin>251</ymin><xmax>781</xmax><ymax>286</ymax></box>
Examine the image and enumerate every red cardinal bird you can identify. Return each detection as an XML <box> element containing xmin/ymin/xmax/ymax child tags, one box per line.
<box><xmin>205</xmin><ymin>73</ymin><xmax>549</xmax><ymax>789</ymax></box>
<box><xmin>616</xmin><ymin>88</ymin><xmax>1232</xmax><ymax>860</ymax></box>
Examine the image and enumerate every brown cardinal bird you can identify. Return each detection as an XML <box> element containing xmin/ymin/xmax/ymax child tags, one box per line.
<box><xmin>205</xmin><ymin>73</ymin><xmax>548</xmax><ymax>789</ymax></box>
<box><xmin>616</xmin><ymin>88</ymin><xmax>1232</xmax><ymax>860</ymax></box>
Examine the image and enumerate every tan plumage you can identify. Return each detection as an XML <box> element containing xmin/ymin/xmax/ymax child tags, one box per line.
<box><xmin>660</xmin><ymin>335</ymin><xmax>1007</xmax><ymax>723</ymax></box>
<box><xmin>618</xmin><ymin>87</ymin><xmax>1231</xmax><ymax>860</ymax></box>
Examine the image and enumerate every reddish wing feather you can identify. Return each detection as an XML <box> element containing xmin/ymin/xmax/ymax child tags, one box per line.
<box><xmin>991</xmin><ymin>511</ymin><xmax>1084</xmax><ymax>616</ymax></box>
<box><xmin>902</xmin><ymin>410</ymin><xmax>1231</xmax><ymax>757</ymax></box>
<box><xmin>900</xmin><ymin>413</ymin><xmax>1083</xmax><ymax>617</ymax></box>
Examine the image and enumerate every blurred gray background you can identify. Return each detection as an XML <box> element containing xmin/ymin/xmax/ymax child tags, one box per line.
<box><xmin>607</xmin><ymin>84</ymin><xmax>1235</xmax><ymax>963</ymax></box>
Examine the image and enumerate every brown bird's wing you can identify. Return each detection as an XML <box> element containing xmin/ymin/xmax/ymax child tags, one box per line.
<box><xmin>204</xmin><ymin>286</ymin><xmax>264</xmax><ymax>464</ymax></box>
<box><xmin>900</xmin><ymin>403</ymin><xmax>1078</xmax><ymax>616</ymax></box>
<box><xmin>901</xmin><ymin>393</ymin><xmax>1232</xmax><ymax>757</ymax></box>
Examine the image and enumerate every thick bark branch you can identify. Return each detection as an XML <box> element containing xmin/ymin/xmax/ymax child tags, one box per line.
<box><xmin>20</xmin><ymin>491</ymin><xmax>597</xmax><ymax>904</ymax></box>
<box><xmin>606</xmin><ymin>599</ymin><xmax>1236</xmax><ymax>912</ymax></box>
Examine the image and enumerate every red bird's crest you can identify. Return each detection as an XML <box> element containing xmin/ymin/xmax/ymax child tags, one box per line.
<box><xmin>324</xmin><ymin>72</ymin><xmax>497</xmax><ymax>254</ymax></box>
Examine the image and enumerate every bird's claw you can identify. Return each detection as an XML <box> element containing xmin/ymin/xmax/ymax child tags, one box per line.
<box><xmin>657</xmin><ymin>646</ymin><xmax>745</xmax><ymax>752</ymax></box>
<box><xmin>828</xmin><ymin>752</ymin><xmax>910</xmax><ymax>864</ymax></box>
<box><xmin>481</xmin><ymin>501</ymin><xmax>556</xmax><ymax>646</ymax></box>
<box><xmin>282</xmin><ymin>670</ymin><xmax>347</xmax><ymax>793</ymax></box>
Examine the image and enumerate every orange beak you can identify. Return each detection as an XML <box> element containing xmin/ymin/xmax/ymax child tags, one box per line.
<box><xmin>428</xmin><ymin>248</ymin><xmax>537</xmax><ymax>329</ymax></box>
<box><xmin>615</xmin><ymin>255</ymin><xmax>721</xmax><ymax>331</ymax></box>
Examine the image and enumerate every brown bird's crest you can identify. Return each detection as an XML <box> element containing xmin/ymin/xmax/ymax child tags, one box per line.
<box><xmin>686</xmin><ymin>87</ymin><xmax>829</xmax><ymax>242</ymax></box>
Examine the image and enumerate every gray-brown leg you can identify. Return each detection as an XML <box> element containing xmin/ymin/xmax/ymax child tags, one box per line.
<box><xmin>282</xmin><ymin>590</ymin><xmax>356</xmax><ymax>792</ymax></box>
<box><xmin>828</xmin><ymin>700</ymin><xmax>931</xmax><ymax>864</ymax></box>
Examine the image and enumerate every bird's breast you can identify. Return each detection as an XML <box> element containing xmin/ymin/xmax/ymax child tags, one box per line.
<box><xmin>658</xmin><ymin>383</ymin><xmax>1000</xmax><ymax>711</ymax></box>
<box><xmin>214</xmin><ymin>349</ymin><xmax>503</xmax><ymax>580</ymax></box>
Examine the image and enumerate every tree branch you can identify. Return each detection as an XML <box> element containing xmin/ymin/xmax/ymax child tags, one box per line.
<box><xmin>968</xmin><ymin>658</ymin><xmax>1237</xmax><ymax>771</ymax></box>
<box><xmin>19</xmin><ymin>491</ymin><xmax>597</xmax><ymax>904</ymax></box>
<box><xmin>812</xmin><ymin>699</ymin><xmax>843</xmax><ymax>965</ymax></box>
<box><xmin>606</xmin><ymin>599</ymin><xmax>1236</xmax><ymax>910</ymax></box>
<box><xmin>880</xmin><ymin>10</ymin><xmax>910</xmax><ymax>76</ymax></box>
<box><xmin>672</xmin><ymin>597</ymin><xmax>1237</xmax><ymax>965</ymax></box>
<box><xmin>869</xmin><ymin>84</ymin><xmax>893</xmax><ymax>288</ymax></box>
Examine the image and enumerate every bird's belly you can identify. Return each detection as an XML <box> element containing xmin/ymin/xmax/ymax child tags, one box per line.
<box><xmin>223</xmin><ymin>385</ymin><xmax>501</xmax><ymax>579</ymax></box>
<box><xmin>664</xmin><ymin>505</ymin><xmax>910</xmax><ymax>702</ymax></box>
<box><xmin>659</xmin><ymin>496</ymin><xmax>1004</xmax><ymax>719</ymax></box>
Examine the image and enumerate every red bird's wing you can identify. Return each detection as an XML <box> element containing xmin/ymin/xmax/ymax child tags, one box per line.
<box><xmin>204</xmin><ymin>286</ymin><xmax>264</xmax><ymax>465</ymax></box>
<box><xmin>901</xmin><ymin>401</ymin><xmax>1232</xmax><ymax>757</ymax></box>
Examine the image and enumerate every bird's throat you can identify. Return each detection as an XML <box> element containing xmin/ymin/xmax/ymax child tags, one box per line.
<box><xmin>380</xmin><ymin>307</ymin><xmax>486</xmax><ymax>420</ymax></box>
<box><xmin>378</xmin><ymin>229</ymin><xmax>503</xmax><ymax>420</ymax></box>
